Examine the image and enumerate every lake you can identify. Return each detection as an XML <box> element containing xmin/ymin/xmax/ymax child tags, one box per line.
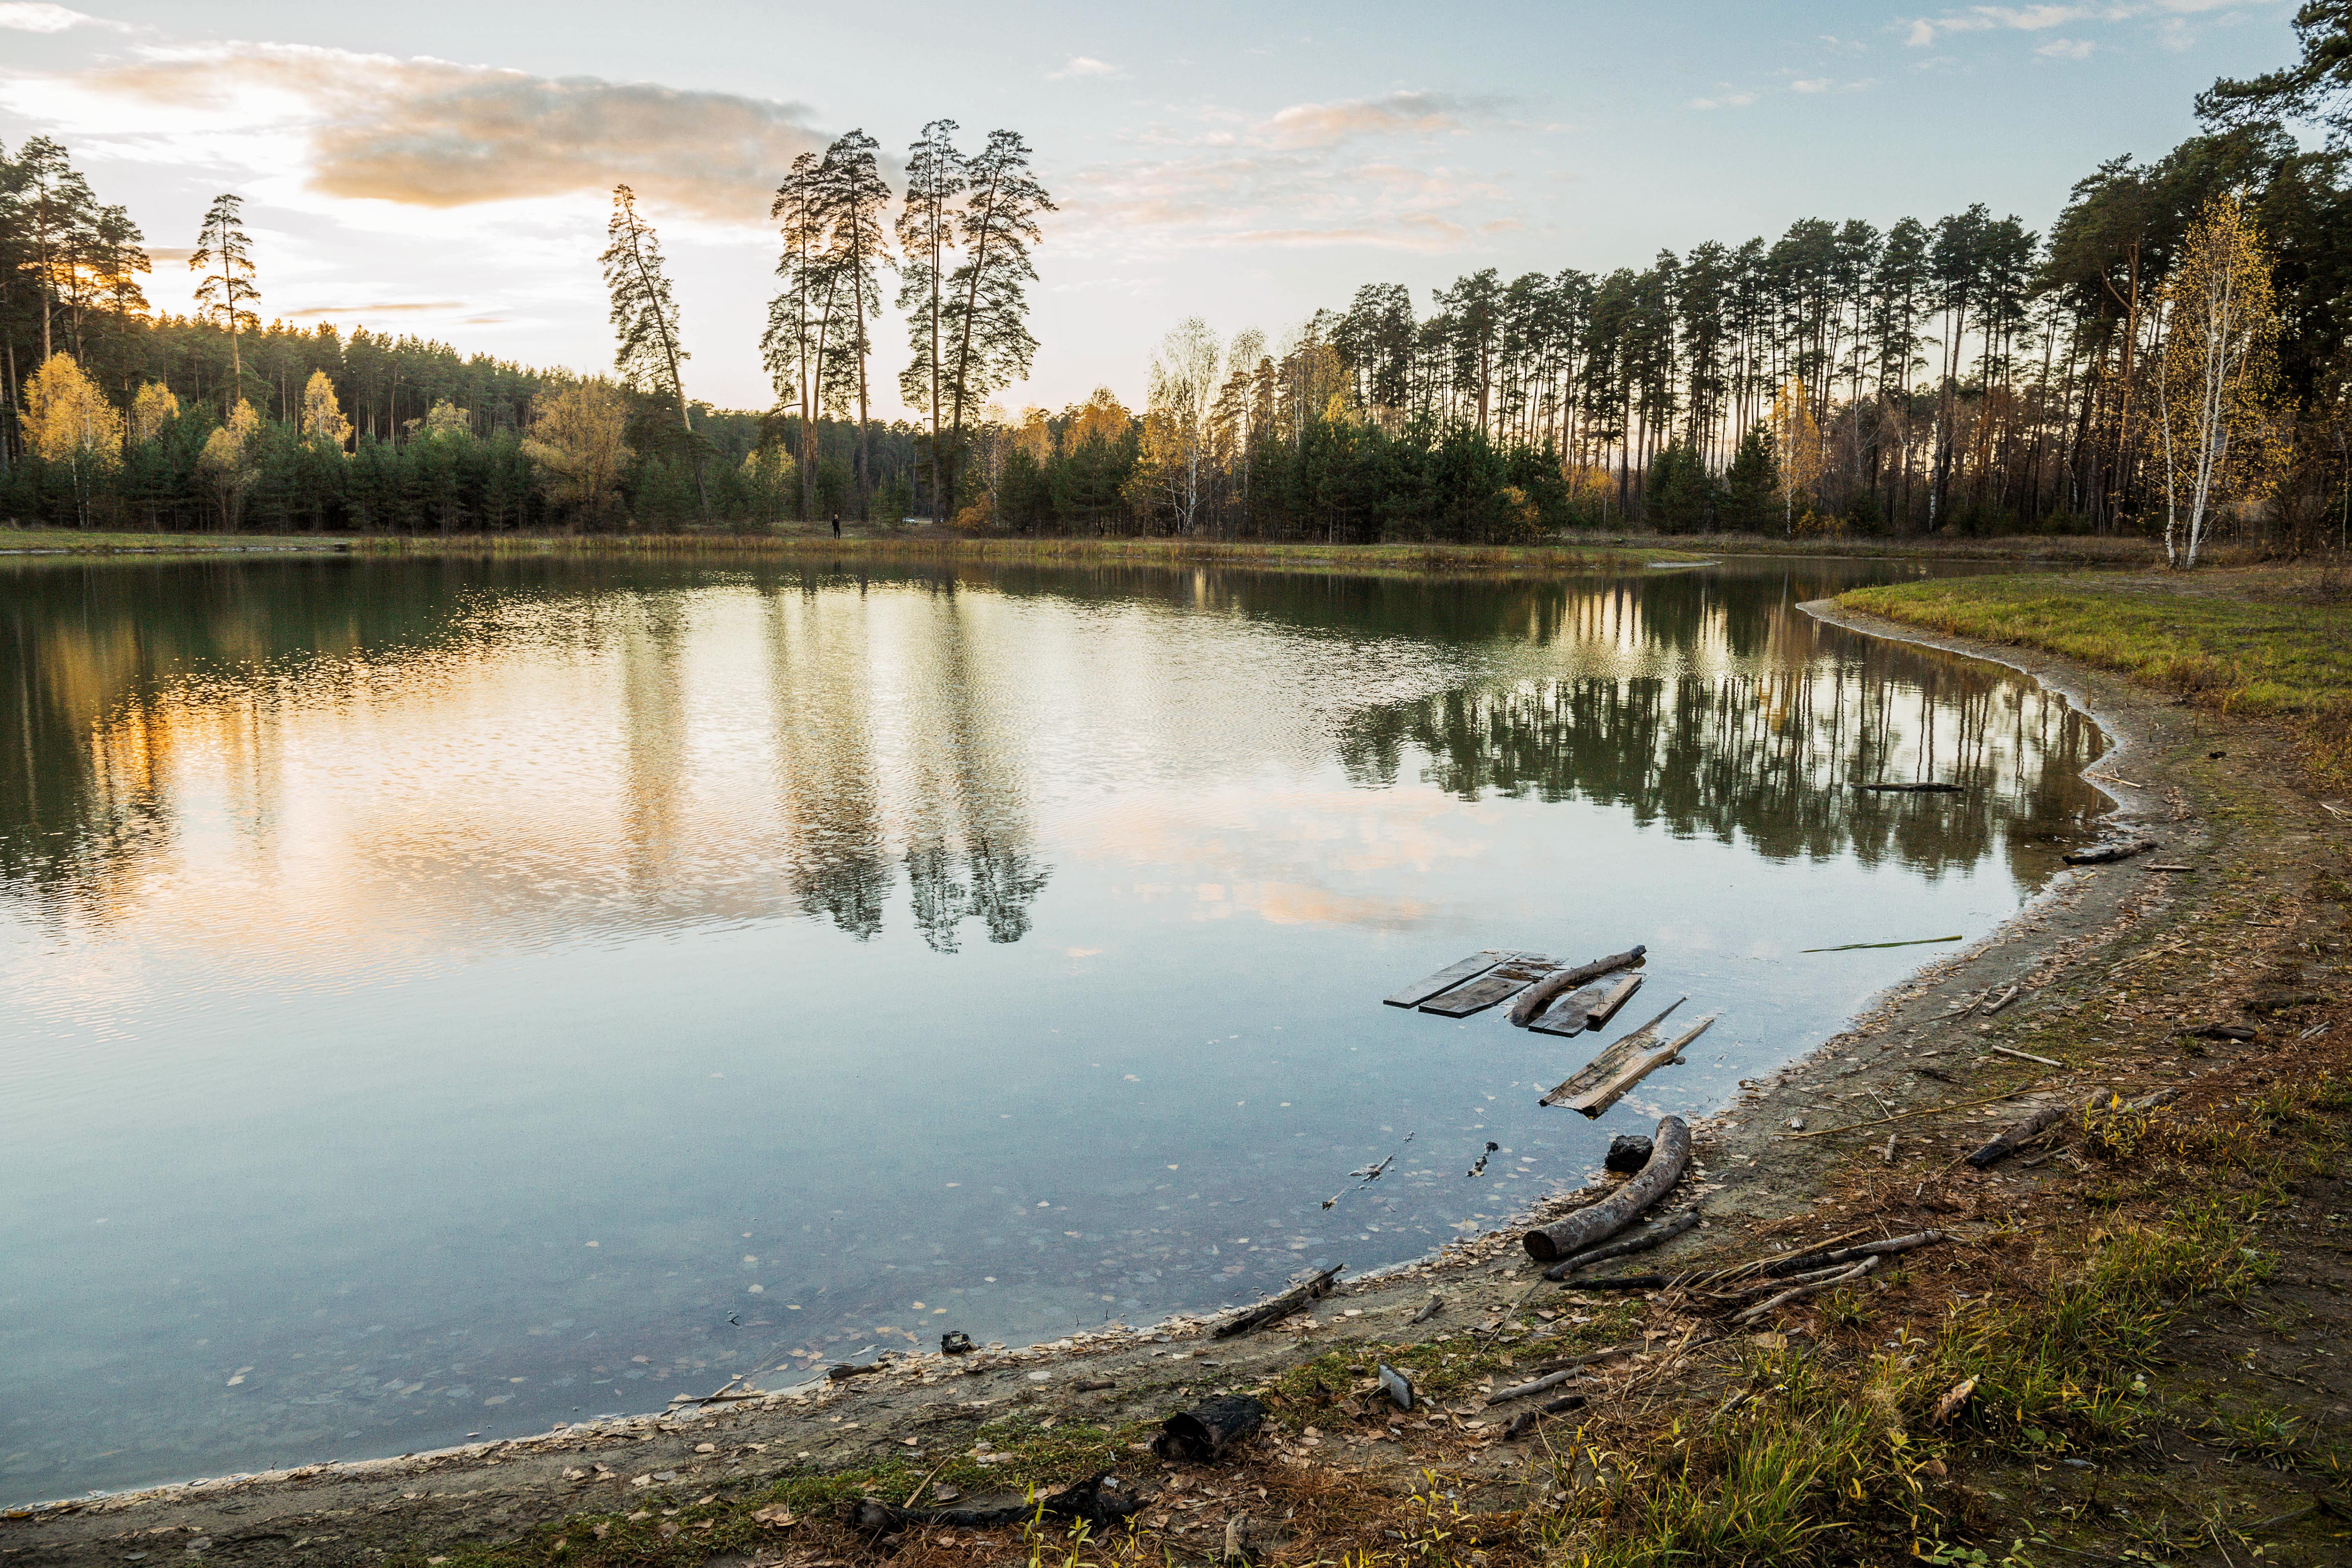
<box><xmin>0</xmin><ymin>551</ymin><xmax>2106</xmax><ymax>1504</ymax></box>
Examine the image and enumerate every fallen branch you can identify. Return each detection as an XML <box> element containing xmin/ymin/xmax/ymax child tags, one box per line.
<box><xmin>1759</xmin><ymin>1230</ymin><xmax>1946</xmax><ymax>1279</ymax></box>
<box><xmin>1213</xmin><ymin>1266</ymin><xmax>1344</xmax><ymax>1338</ymax></box>
<box><xmin>1541</xmin><ymin>1209</ymin><xmax>1700</xmax><ymax>1280</ymax></box>
<box><xmin>1783</xmin><ymin>1086</ymin><xmax>2043</xmax><ymax>1140</ymax></box>
<box><xmin>1504</xmin><ymin>1393</ymin><xmax>1587</xmax><ymax>1439</ymax></box>
<box><xmin>1732</xmin><ymin>1255</ymin><xmax>1879</xmax><ymax>1324</ymax></box>
<box><xmin>1988</xmin><ymin>1044</ymin><xmax>2061</xmax><ymax>1067</ymax></box>
<box><xmin>1966</xmin><ymin>1091</ymin><xmax>2108</xmax><ymax>1170</ymax></box>
<box><xmin>1522</xmin><ymin>1116</ymin><xmax>1691</xmax><ymax>1263</ymax></box>
<box><xmin>2064</xmin><ymin>837</ymin><xmax>2159</xmax><ymax>866</ymax></box>
<box><xmin>1507</xmin><ymin>945</ymin><xmax>1647</xmax><ymax>1026</ymax></box>
<box><xmin>1486</xmin><ymin>1367</ymin><xmax>1580</xmax><ymax>1406</ymax></box>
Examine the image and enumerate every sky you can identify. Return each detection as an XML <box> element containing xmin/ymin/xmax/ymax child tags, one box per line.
<box><xmin>0</xmin><ymin>0</ymin><xmax>2304</xmax><ymax>419</ymax></box>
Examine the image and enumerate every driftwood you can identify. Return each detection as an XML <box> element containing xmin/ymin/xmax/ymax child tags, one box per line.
<box><xmin>1989</xmin><ymin>1044</ymin><xmax>2061</xmax><ymax>1067</ymax></box>
<box><xmin>1854</xmin><ymin>781</ymin><xmax>1963</xmax><ymax>793</ymax></box>
<box><xmin>1757</xmin><ymin>1232</ymin><xmax>1946</xmax><ymax>1279</ymax></box>
<box><xmin>1966</xmin><ymin>1091</ymin><xmax>2108</xmax><ymax>1169</ymax></box>
<box><xmin>1385</xmin><ymin>951</ymin><xmax>1510</xmax><ymax>1009</ymax></box>
<box><xmin>849</xmin><ymin>1471</ymin><xmax>1142</xmax><ymax>1533</ymax></box>
<box><xmin>828</xmin><ymin>1361</ymin><xmax>887</xmax><ymax>1382</ymax></box>
<box><xmin>1487</xmin><ymin>1366</ymin><xmax>1580</xmax><ymax>1405</ymax></box>
<box><xmin>1154</xmin><ymin>1394</ymin><xmax>1267</xmax><ymax>1463</ymax></box>
<box><xmin>1504</xmin><ymin>1393</ymin><xmax>1587</xmax><ymax>1439</ymax></box>
<box><xmin>1541</xmin><ymin>1208</ymin><xmax>1700</xmax><ymax>1279</ymax></box>
<box><xmin>1523</xmin><ymin>1115</ymin><xmax>1690</xmax><ymax>1263</ymax></box>
<box><xmin>1979</xmin><ymin>985</ymin><xmax>2022</xmax><ymax>1015</ymax></box>
<box><xmin>1540</xmin><ymin>1000</ymin><xmax>1686</xmax><ymax>1106</ymax></box>
<box><xmin>1409</xmin><ymin>1293</ymin><xmax>1444</xmax><ymax>1325</ymax></box>
<box><xmin>1509</xmin><ymin>946</ymin><xmax>1647</xmax><ymax>1026</ymax></box>
<box><xmin>1213</xmin><ymin>1264</ymin><xmax>1344</xmax><ymax>1337</ymax></box>
<box><xmin>1556</xmin><ymin>1013</ymin><xmax>1716</xmax><ymax>1118</ymax></box>
<box><xmin>1422</xmin><ymin>955</ymin><xmax>1555</xmax><ymax>1017</ymax></box>
<box><xmin>2064</xmin><ymin>837</ymin><xmax>2159</xmax><ymax>866</ymax></box>
<box><xmin>1733</xmin><ymin>1256</ymin><xmax>1879</xmax><ymax>1324</ymax></box>
<box><xmin>1557</xmin><ymin>1272</ymin><xmax>1672</xmax><ymax>1291</ymax></box>
<box><xmin>1533</xmin><ymin>972</ymin><xmax>1647</xmax><ymax>1036</ymax></box>
<box><xmin>2187</xmin><ymin>1023</ymin><xmax>2258</xmax><ymax>1042</ymax></box>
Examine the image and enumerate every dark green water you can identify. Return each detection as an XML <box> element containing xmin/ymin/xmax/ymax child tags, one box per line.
<box><xmin>0</xmin><ymin>553</ymin><xmax>2106</xmax><ymax>1504</ymax></box>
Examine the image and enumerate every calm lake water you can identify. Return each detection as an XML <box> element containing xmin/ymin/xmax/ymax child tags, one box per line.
<box><xmin>0</xmin><ymin>552</ymin><xmax>2106</xmax><ymax>1504</ymax></box>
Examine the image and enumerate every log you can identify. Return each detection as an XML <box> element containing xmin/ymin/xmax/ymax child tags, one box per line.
<box><xmin>1213</xmin><ymin>1265</ymin><xmax>1344</xmax><ymax>1338</ymax></box>
<box><xmin>1154</xmin><ymin>1394</ymin><xmax>1268</xmax><ymax>1462</ymax></box>
<box><xmin>849</xmin><ymin>1471</ymin><xmax>1142</xmax><ymax>1532</ymax></box>
<box><xmin>1555</xmin><ymin>1272</ymin><xmax>1671</xmax><ymax>1291</ymax></box>
<box><xmin>2063</xmin><ymin>837</ymin><xmax>2159</xmax><ymax>866</ymax></box>
<box><xmin>1486</xmin><ymin>1366</ymin><xmax>1579</xmax><ymax>1405</ymax></box>
<box><xmin>1422</xmin><ymin>956</ymin><xmax>1553</xmax><ymax>1017</ymax></box>
<box><xmin>1541</xmin><ymin>1208</ymin><xmax>1700</xmax><ymax>1280</ymax></box>
<box><xmin>1758</xmin><ymin>1231</ymin><xmax>1947</xmax><ymax>1278</ymax></box>
<box><xmin>1733</xmin><ymin>1255</ymin><xmax>1879</xmax><ymax>1324</ymax></box>
<box><xmin>1522</xmin><ymin>1115</ymin><xmax>1690</xmax><ymax>1263</ymax></box>
<box><xmin>1507</xmin><ymin>945</ymin><xmax>1647</xmax><ymax>1026</ymax></box>
<box><xmin>1385</xmin><ymin>951</ymin><xmax>1510</xmax><ymax>1009</ymax></box>
<box><xmin>1557</xmin><ymin>1013</ymin><xmax>1717</xmax><ymax>1118</ymax></box>
<box><xmin>1540</xmin><ymin>1000</ymin><xmax>1686</xmax><ymax>1106</ymax></box>
<box><xmin>1965</xmin><ymin>1091</ymin><xmax>2107</xmax><ymax>1169</ymax></box>
<box><xmin>1409</xmin><ymin>1292</ymin><xmax>1444</xmax><ymax>1325</ymax></box>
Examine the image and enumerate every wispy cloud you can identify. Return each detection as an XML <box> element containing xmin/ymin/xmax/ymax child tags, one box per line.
<box><xmin>1254</xmin><ymin>90</ymin><xmax>1473</xmax><ymax>149</ymax></box>
<box><xmin>2035</xmin><ymin>36</ymin><xmax>2096</xmax><ymax>57</ymax></box>
<box><xmin>1904</xmin><ymin>0</ymin><xmax>2253</xmax><ymax>49</ymax></box>
<box><xmin>282</xmin><ymin>300</ymin><xmax>468</xmax><ymax>317</ymax></box>
<box><xmin>0</xmin><ymin>3</ymin><xmax>128</xmax><ymax>33</ymax></box>
<box><xmin>1047</xmin><ymin>56</ymin><xmax>1120</xmax><ymax>80</ymax></box>
<box><xmin>1791</xmin><ymin>77</ymin><xmax>1834</xmax><ymax>93</ymax></box>
<box><xmin>1689</xmin><ymin>88</ymin><xmax>1759</xmax><ymax>109</ymax></box>
<box><xmin>14</xmin><ymin>42</ymin><xmax>827</xmax><ymax>223</ymax></box>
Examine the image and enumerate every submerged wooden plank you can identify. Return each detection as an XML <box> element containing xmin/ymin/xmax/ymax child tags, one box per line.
<box><xmin>1540</xmin><ymin>999</ymin><xmax>1686</xmax><ymax>1105</ymax></box>
<box><xmin>1420</xmin><ymin>955</ymin><xmax>1554</xmax><ymax>1017</ymax></box>
<box><xmin>1559</xmin><ymin>1013</ymin><xmax>1717</xmax><ymax>1117</ymax></box>
<box><xmin>1530</xmin><ymin>973</ymin><xmax>1645</xmax><ymax>1036</ymax></box>
<box><xmin>1384</xmin><ymin>950</ymin><xmax>1509</xmax><ymax>1009</ymax></box>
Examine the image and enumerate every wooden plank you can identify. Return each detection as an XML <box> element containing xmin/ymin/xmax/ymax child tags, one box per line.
<box><xmin>1384</xmin><ymin>950</ymin><xmax>1509</xmax><ymax>1009</ymax></box>
<box><xmin>1558</xmin><ymin>1013</ymin><xmax>1716</xmax><ymax>1117</ymax></box>
<box><xmin>1539</xmin><ymin>999</ymin><xmax>1685</xmax><ymax>1104</ymax></box>
<box><xmin>1529</xmin><ymin>973</ymin><xmax>1644</xmax><ymax>1037</ymax></box>
<box><xmin>1419</xmin><ymin>955</ymin><xmax>1553</xmax><ymax>1017</ymax></box>
<box><xmin>1506</xmin><ymin>944</ymin><xmax>1647</xmax><ymax>1025</ymax></box>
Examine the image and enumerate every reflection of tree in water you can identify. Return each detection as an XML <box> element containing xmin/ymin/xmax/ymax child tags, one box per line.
<box><xmin>903</xmin><ymin>831</ymin><xmax>1052</xmax><ymax>951</ymax></box>
<box><xmin>1339</xmin><ymin>656</ymin><xmax>2104</xmax><ymax>880</ymax></box>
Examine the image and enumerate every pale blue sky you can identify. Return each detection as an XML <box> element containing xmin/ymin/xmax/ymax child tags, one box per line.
<box><xmin>0</xmin><ymin>0</ymin><xmax>2299</xmax><ymax>414</ymax></box>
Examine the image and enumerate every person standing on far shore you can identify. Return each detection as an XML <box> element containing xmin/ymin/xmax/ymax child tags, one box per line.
<box><xmin>831</xmin><ymin>513</ymin><xmax>840</xmax><ymax>538</ymax></box>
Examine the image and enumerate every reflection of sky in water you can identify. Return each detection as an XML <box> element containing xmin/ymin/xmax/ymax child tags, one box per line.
<box><xmin>0</xmin><ymin>558</ymin><xmax>2104</xmax><ymax>1503</ymax></box>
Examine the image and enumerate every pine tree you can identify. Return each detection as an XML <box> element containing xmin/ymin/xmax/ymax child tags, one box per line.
<box><xmin>896</xmin><ymin>120</ymin><xmax>965</xmax><ymax>523</ymax></box>
<box><xmin>190</xmin><ymin>193</ymin><xmax>260</xmax><ymax>407</ymax></box>
<box><xmin>600</xmin><ymin>184</ymin><xmax>703</xmax><ymax>518</ymax></box>
<box><xmin>812</xmin><ymin>131</ymin><xmax>891</xmax><ymax>516</ymax></box>
<box><xmin>943</xmin><ymin>130</ymin><xmax>1054</xmax><ymax>513</ymax></box>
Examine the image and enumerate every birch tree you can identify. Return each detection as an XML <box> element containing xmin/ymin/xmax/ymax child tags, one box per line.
<box><xmin>1143</xmin><ymin>318</ymin><xmax>1220</xmax><ymax>535</ymax></box>
<box><xmin>23</xmin><ymin>352</ymin><xmax>119</xmax><ymax>526</ymax></box>
<box><xmin>896</xmin><ymin>120</ymin><xmax>964</xmax><ymax>523</ymax></box>
<box><xmin>2149</xmin><ymin>191</ymin><xmax>2284</xmax><ymax>567</ymax></box>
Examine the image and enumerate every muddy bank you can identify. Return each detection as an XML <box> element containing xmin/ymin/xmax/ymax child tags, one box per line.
<box><xmin>6</xmin><ymin>596</ymin><xmax>2333</xmax><ymax>1567</ymax></box>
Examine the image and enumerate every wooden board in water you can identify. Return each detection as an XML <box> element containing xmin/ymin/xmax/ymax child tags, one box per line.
<box><xmin>1420</xmin><ymin>956</ymin><xmax>1554</xmax><ymax>1017</ymax></box>
<box><xmin>1384</xmin><ymin>950</ymin><xmax>1511</xmax><ymax>1009</ymax></box>
<box><xmin>1540</xmin><ymin>999</ymin><xmax>1685</xmax><ymax>1104</ymax></box>
<box><xmin>1529</xmin><ymin>973</ymin><xmax>1643</xmax><ymax>1036</ymax></box>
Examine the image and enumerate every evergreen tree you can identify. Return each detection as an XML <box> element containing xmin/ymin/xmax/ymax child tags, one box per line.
<box><xmin>190</xmin><ymin>193</ymin><xmax>259</xmax><ymax>407</ymax></box>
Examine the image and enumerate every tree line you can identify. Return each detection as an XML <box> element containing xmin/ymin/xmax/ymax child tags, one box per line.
<box><xmin>5</xmin><ymin>12</ymin><xmax>2349</xmax><ymax>553</ymax></box>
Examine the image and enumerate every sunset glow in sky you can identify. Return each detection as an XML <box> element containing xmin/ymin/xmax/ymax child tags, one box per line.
<box><xmin>0</xmin><ymin>0</ymin><xmax>2296</xmax><ymax>415</ymax></box>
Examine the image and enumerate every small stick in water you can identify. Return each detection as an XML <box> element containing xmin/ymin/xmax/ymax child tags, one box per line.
<box><xmin>1801</xmin><ymin>935</ymin><xmax>1964</xmax><ymax>953</ymax></box>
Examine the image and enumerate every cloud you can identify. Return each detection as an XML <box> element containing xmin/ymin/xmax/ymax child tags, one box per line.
<box><xmin>1047</xmin><ymin>56</ymin><xmax>1120</xmax><ymax>80</ymax></box>
<box><xmin>1254</xmin><ymin>90</ymin><xmax>1472</xmax><ymax>149</ymax></box>
<box><xmin>2035</xmin><ymin>35</ymin><xmax>2096</xmax><ymax>56</ymax></box>
<box><xmin>282</xmin><ymin>300</ymin><xmax>467</xmax><ymax>317</ymax></box>
<box><xmin>144</xmin><ymin>245</ymin><xmax>194</xmax><ymax>263</ymax></box>
<box><xmin>1904</xmin><ymin>1</ymin><xmax>2255</xmax><ymax>48</ymax></box>
<box><xmin>1061</xmin><ymin>145</ymin><xmax>1487</xmax><ymax>254</ymax></box>
<box><xmin>1689</xmin><ymin>89</ymin><xmax>1759</xmax><ymax>109</ymax></box>
<box><xmin>0</xmin><ymin>3</ymin><xmax>127</xmax><ymax>32</ymax></box>
<box><xmin>1791</xmin><ymin>77</ymin><xmax>1833</xmax><ymax>92</ymax></box>
<box><xmin>40</xmin><ymin>42</ymin><xmax>827</xmax><ymax>223</ymax></box>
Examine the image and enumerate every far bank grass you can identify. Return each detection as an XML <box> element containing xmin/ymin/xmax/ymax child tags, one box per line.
<box><xmin>1842</xmin><ymin>566</ymin><xmax>2352</xmax><ymax>784</ymax></box>
<box><xmin>0</xmin><ymin>527</ymin><xmax>1700</xmax><ymax>575</ymax></box>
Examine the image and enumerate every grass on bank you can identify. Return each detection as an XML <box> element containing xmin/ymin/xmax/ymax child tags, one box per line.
<box><xmin>1841</xmin><ymin>566</ymin><xmax>2352</xmax><ymax>786</ymax></box>
<box><xmin>0</xmin><ymin>525</ymin><xmax>1701</xmax><ymax>573</ymax></box>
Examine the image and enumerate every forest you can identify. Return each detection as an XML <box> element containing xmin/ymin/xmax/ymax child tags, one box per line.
<box><xmin>1</xmin><ymin>9</ymin><xmax>2347</xmax><ymax>554</ymax></box>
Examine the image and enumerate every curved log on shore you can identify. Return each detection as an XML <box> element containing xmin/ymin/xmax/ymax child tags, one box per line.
<box><xmin>1521</xmin><ymin>1116</ymin><xmax>1690</xmax><ymax>1263</ymax></box>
